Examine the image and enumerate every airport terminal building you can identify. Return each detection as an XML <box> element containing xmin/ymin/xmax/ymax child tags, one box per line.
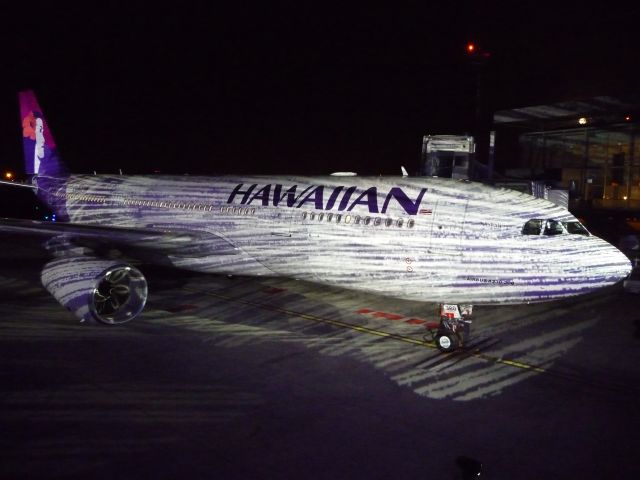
<box><xmin>493</xmin><ymin>95</ymin><xmax>640</xmax><ymax>211</ymax></box>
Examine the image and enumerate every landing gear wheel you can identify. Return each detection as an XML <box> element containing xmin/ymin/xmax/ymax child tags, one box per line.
<box><xmin>435</xmin><ymin>332</ymin><xmax>459</xmax><ymax>353</ymax></box>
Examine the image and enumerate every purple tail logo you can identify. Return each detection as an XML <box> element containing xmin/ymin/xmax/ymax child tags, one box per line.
<box><xmin>19</xmin><ymin>90</ymin><xmax>67</xmax><ymax>177</ymax></box>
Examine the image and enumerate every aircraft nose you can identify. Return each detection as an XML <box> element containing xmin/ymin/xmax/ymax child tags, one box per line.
<box><xmin>587</xmin><ymin>237</ymin><xmax>632</xmax><ymax>284</ymax></box>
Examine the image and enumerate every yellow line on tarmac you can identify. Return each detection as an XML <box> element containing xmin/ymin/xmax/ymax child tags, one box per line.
<box><xmin>180</xmin><ymin>286</ymin><xmax>549</xmax><ymax>374</ymax></box>
<box><xmin>495</xmin><ymin>358</ymin><xmax>546</xmax><ymax>373</ymax></box>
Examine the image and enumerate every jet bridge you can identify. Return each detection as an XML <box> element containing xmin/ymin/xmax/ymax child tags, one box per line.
<box><xmin>421</xmin><ymin>135</ymin><xmax>474</xmax><ymax>179</ymax></box>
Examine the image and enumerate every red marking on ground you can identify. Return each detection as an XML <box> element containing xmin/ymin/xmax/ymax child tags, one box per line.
<box><xmin>370</xmin><ymin>311</ymin><xmax>405</xmax><ymax>321</ymax></box>
<box><xmin>356</xmin><ymin>309</ymin><xmax>430</xmax><ymax>326</ymax></box>
<box><xmin>263</xmin><ymin>287</ymin><xmax>287</xmax><ymax>294</ymax></box>
<box><xmin>356</xmin><ymin>308</ymin><xmax>374</xmax><ymax>314</ymax></box>
<box><xmin>425</xmin><ymin>321</ymin><xmax>441</xmax><ymax>330</ymax></box>
<box><xmin>165</xmin><ymin>304</ymin><xmax>198</xmax><ymax>313</ymax></box>
<box><xmin>405</xmin><ymin>318</ymin><xmax>427</xmax><ymax>325</ymax></box>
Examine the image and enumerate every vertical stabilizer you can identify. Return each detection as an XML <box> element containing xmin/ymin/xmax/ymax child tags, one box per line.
<box><xmin>19</xmin><ymin>90</ymin><xmax>68</xmax><ymax>177</ymax></box>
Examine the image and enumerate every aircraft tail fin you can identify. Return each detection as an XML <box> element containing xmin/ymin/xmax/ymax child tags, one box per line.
<box><xmin>19</xmin><ymin>90</ymin><xmax>68</xmax><ymax>178</ymax></box>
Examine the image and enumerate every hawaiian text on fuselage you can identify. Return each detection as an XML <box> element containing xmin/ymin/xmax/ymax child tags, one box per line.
<box><xmin>227</xmin><ymin>183</ymin><xmax>428</xmax><ymax>216</ymax></box>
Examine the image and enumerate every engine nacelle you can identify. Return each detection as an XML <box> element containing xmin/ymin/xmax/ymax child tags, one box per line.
<box><xmin>41</xmin><ymin>257</ymin><xmax>148</xmax><ymax>324</ymax></box>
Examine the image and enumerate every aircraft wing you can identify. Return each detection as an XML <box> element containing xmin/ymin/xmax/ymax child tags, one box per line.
<box><xmin>0</xmin><ymin>218</ymin><xmax>240</xmax><ymax>259</ymax></box>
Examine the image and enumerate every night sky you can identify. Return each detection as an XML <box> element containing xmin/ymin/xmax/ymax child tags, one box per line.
<box><xmin>0</xmin><ymin>3</ymin><xmax>638</xmax><ymax>177</ymax></box>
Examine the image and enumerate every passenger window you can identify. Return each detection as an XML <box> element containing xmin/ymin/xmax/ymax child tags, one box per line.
<box><xmin>522</xmin><ymin>219</ymin><xmax>543</xmax><ymax>235</ymax></box>
<box><xmin>385</xmin><ymin>218</ymin><xmax>393</xmax><ymax>227</ymax></box>
<box><xmin>335</xmin><ymin>214</ymin><xmax>342</xmax><ymax>223</ymax></box>
<box><xmin>354</xmin><ymin>216</ymin><xmax>361</xmax><ymax>225</ymax></box>
<box><xmin>301</xmin><ymin>212</ymin><xmax>307</xmax><ymax>220</ymax></box>
<box><xmin>318</xmin><ymin>213</ymin><xmax>324</xmax><ymax>221</ymax></box>
<box><xmin>374</xmin><ymin>218</ymin><xmax>381</xmax><ymax>226</ymax></box>
<box><xmin>407</xmin><ymin>219</ymin><xmax>415</xmax><ymax>228</ymax></box>
<box><xmin>397</xmin><ymin>218</ymin><xmax>404</xmax><ymax>227</ymax></box>
<box><xmin>363</xmin><ymin>217</ymin><xmax>371</xmax><ymax>225</ymax></box>
<box><xmin>344</xmin><ymin>215</ymin><xmax>351</xmax><ymax>224</ymax></box>
<box><xmin>326</xmin><ymin>213</ymin><xmax>333</xmax><ymax>222</ymax></box>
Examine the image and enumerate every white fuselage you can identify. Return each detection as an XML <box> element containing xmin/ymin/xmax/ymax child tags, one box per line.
<box><xmin>37</xmin><ymin>174</ymin><xmax>632</xmax><ymax>305</ymax></box>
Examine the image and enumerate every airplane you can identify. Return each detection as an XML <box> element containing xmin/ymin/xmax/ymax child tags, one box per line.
<box><xmin>0</xmin><ymin>90</ymin><xmax>632</xmax><ymax>352</ymax></box>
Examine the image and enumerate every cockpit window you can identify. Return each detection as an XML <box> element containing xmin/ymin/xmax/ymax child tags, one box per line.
<box><xmin>522</xmin><ymin>219</ymin><xmax>590</xmax><ymax>236</ymax></box>
<box><xmin>562</xmin><ymin>221</ymin><xmax>590</xmax><ymax>236</ymax></box>
<box><xmin>522</xmin><ymin>219</ymin><xmax>543</xmax><ymax>235</ymax></box>
<box><xmin>544</xmin><ymin>220</ymin><xmax>564</xmax><ymax>236</ymax></box>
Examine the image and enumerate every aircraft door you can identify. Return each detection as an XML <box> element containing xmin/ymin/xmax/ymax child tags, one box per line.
<box><xmin>259</xmin><ymin>207</ymin><xmax>309</xmax><ymax>276</ymax></box>
<box><xmin>429</xmin><ymin>199</ymin><xmax>468</xmax><ymax>255</ymax></box>
<box><xmin>269</xmin><ymin>205</ymin><xmax>309</xmax><ymax>239</ymax></box>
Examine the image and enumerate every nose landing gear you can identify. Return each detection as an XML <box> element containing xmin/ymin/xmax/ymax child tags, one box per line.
<box><xmin>425</xmin><ymin>304</ymin><xmax>473</xmax><ymax>353</ymax></box>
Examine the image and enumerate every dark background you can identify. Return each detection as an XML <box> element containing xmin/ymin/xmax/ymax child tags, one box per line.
<box><xmin>0</xmin><ymin>2</ymin><xmax>638</xmax><ymax>177</ymax></box>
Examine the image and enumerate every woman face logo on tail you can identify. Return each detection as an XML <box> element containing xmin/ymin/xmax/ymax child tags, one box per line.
<box><xmin>34</xmin><ymin>118</ymin><xmax>45</xmax><ymax>174</ymax></box>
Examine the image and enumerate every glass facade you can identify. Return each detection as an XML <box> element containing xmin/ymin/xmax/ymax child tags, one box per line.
<box><xmin>518</xmin><ymin>122</ymin><xmax>639</xmax><ymax>209</ymax></box>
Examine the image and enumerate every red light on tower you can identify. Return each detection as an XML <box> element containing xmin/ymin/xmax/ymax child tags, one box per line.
<box><xmin>466</xmin><ymin>43</ymin><xmax>476</xmax><ymax>54</ymax></box>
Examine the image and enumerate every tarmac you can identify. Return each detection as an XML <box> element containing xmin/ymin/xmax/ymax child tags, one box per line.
<box><xmin>1</xmin><ymin>243</ymin><xmax>640</xmax><ymax>479</ymax></box>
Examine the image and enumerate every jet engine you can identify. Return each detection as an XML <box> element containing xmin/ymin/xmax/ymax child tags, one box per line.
<box><xmin>41</xmin><ymin>257</ymin><xmax>148</xmax><ymax>324</ymax></box>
